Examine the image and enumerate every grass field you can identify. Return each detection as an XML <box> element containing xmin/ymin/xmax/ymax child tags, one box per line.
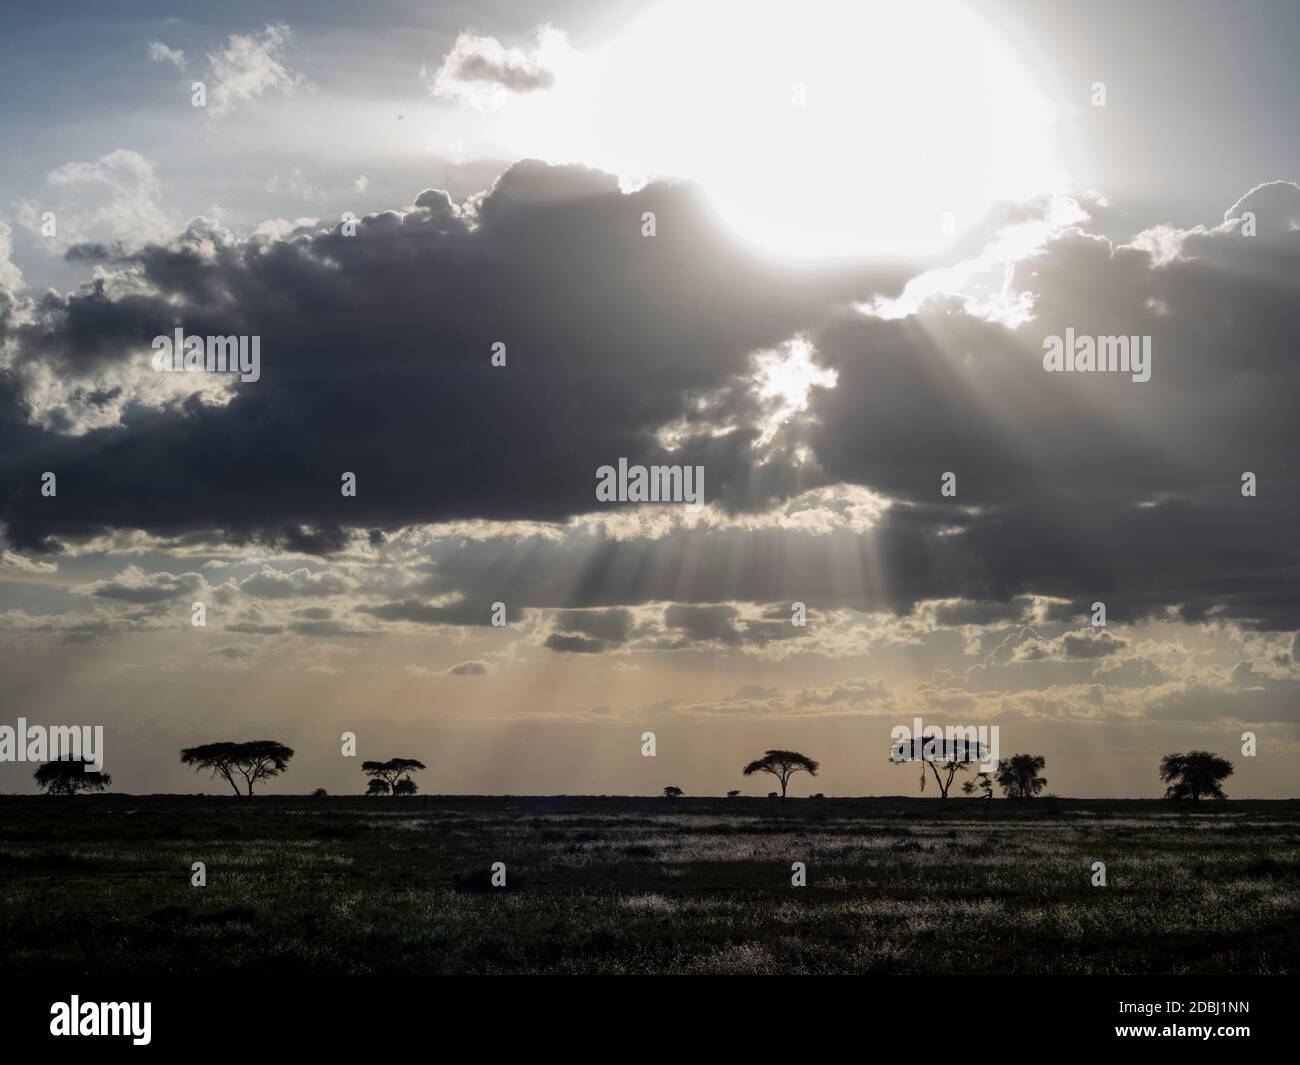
<box><xmin>1</xmin><ymin>795</ymin><xmax>1297</xmax><ymax>975</ymax></box>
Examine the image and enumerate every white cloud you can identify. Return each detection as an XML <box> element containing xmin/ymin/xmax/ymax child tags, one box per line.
<box><xmin>30</xmin><ymin>148</ymin><xmax>175</xmax><ymax>249</ymax></box>
<box><xmin>0</xmin><ymin>550</ymin><xmax>56</xmax><ymax>574</ymax></box>
<box><xmin>426</xmin><ymin>27</ymin><xmax>569</xmax><ymax>110</ymax></box>
<box><xmin>238</xmin><ymin>566</ymin><xmax>355</xmax><ymax>599</ymax></box>
<box><xmin>0</xmin><ymin>220</ymin><xmax>23</xmax><ymax>290</ymax></box>
<box><xmin>267</xmin><ymin>166</ymin><xmax>326</xmax><ymax>202</ymax></box>
<box><xmin>147</xmin><ymin>40</ymin><xmax>187</xmax><ymax>70</ymax></box>
<box><xmin>207</xmin><ymin>22</ymin><xmax>305</xmax><ymax>118</ymax></box>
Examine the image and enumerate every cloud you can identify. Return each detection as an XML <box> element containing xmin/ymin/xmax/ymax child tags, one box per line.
<box><xmin>543</xmin><ymin>633</ymin><xmax>607</xmax><ymax>654</ymax></box>
<box><xmin>551</xmin><ymin>607</ymin><xmax>634</xmax><ymax>644</ymax></box>
<box><xmin>427</xmin><ymin>27</ymin><xmax>567</xmax><ymax>107</ymax></box>
<box><xmin>0</xmin><ymin>550</ymin><xmax>55</xmax><ymax>573</ymax></box>
<box><xmin>206</xmin><ymin>22</ymin><xmax>304</xmax><ymax>117</ymax></box>
<box><xmin>23</xmin><ymin>149</ymin><xmax>174</xmax><ymax>250</ymax></box>
<box><xmin>929</xmin><ymin>598</ymin><xmax>1029</xmax><ymax>627</ymax></box>
<box><xmin>1010</xmin><ymin>628</ymin><xmax>1128</xmax><ymax>662</ymax></box>
<box><xmin>0</xmin><ymin>160</ymin><xmax>894</xmax><ymax>555</ymax></box>
<box><xmin>238</xmin><ymin>567</ymin><xmax>354</xmax><ymax>599</ymax></box>
<box><xmin>0</xmin><ymin>221</ymin><xmax>23</xmax><ymax>291</ymax></box>
<box><xmin>86</xmin><ymin>565</ymin><xmax>206</xmax><ymax>604</ymax></box>
<box><xmin>449</xmin><ymin>659</ymin><xmax>488</xmax><ymax>675</ymax></box>
<box><xmin>148</xmin><ymin>40</ymin><xmax>187</xmax><ymax>71</ymax></box>
<box><xmin>795</xmin><ymin>677</ymin><xmax>890</xmax><ymax>706</ymax></box>
<box><xmin>210</xmin><ymin>642</ymin><xmax>256</xmax><ymax>660</ymax></box>
<box><xmin>1061</xmin><ymin>631</ymin><xmax>1128</xmax><ymax>659</ymax></box>
<box><xmin>267</xmin><ymin>167</ymin><xmax>326</xmax><ymax>203</ymax></box>
<box><xmin>664</xmin><ymin>604</ymin><xmax>742</xmax><ymax>646</ymax></box>
<box><xmin>1</xmin><ymin>168</ymin><xmax>1298</xmax><ymax>635</ymax></box>
<box><xmin>356</xmin><ymin>597</ymin><xmax>517</xmax><ymax>627</ymax></box>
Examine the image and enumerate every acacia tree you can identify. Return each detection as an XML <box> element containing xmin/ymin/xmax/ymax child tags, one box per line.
<box><xmin>362</xmin><ymin>758</ymin><xmax>426</xmax><ymax>796</ymax></box>
<box><xmin>742</xmin><ymin>750</ymin><xmax>819</xmax><ymax>800</ymax></box>
<box><xmin>1160</xmin><ymin>751</ymin><xmax>1233</xmax><ymax>804</ymax></box>
<box><xmin>995</xmin><ymin>754</ymin><xmax>1048</xmax><ymax>800</ymax></box>
<box><xmin>34</xmin><ymin>759</ymin><xmax>112</xmax><ymax>796</ymax></box>
<box><xmin>179</xmin><ymin>741</ymin><xmax>295</xmax><ymax>796</ymax></box>
<box><xmin>891</xmin><ymin>738</ymin><xmax>972</xmax><ymax>801</ymax></box>
<box><xmin>663</xmin><ymin>785</ymin><xmax>683</xmax><ymax>798</ymax></box>
<box><xmin>962</xmin><ymin>771</ymin><xmax>994</xmax><ymax>808</ymax></box>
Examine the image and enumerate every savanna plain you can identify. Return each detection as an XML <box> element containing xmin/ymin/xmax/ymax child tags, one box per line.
<box><xmin>1</xmin><ymin>795</ymin><xmax>1296</xmax><ymax>975</ymax></box>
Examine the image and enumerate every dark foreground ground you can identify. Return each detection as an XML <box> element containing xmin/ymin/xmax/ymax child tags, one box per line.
<box><xmin>1</xmin><ymin>795</ymin><xmax>1297</xmax><ymax>975</ymax></box>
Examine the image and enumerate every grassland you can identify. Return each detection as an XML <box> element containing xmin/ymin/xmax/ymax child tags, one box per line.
<box><xmin>1</xmin><ymin>795</ymin><xmax>1297</xmax><ymax>975</ymax></box>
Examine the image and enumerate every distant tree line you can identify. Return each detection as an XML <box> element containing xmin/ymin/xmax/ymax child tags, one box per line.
<box><xmin>658</xmin><ymin>745</ymin><xmax>1236</xmax><ymax>804</ymax></box>
<box><xmin>27</xmin><ymin>733</ymin><xmax>1235</xmax><ymax>805</ymax></box>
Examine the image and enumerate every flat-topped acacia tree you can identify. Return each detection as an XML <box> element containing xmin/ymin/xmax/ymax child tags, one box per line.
<box><xmin>180</xmin><ymin>740</ymin><xmax>295</xmax><ymax>796</ymax></box>
<box><xmin>362</xmin><ymin>758</ymin><xmax>426</xmax><ymax>796</ymax></box>
<box><xmin>742</xmin><ymin>750</ymin><xmax>819</xmax><ymax>800</ymax></box>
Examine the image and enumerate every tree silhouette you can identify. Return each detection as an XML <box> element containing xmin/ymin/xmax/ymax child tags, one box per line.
<box><xmin>891</xmin><ymin>738</ymin><xmax>972</xmax><ymax>801</ymax></box>
<box><xmin>742</xmin><ymin>750</ymin><xmax>819</xmax><ymax>799</ymax></box>
<box><xmin>962</xmin><ymin>771</ymin><xmax>994</xmax><ymax>808</ymax></box>
<box><xmin>366</xmin><ymin>778</ymin><xmax>391</xmax><ymax>796</ymax></box>
<box><xmin>34</xmin><ymin>759</ymin><xmax>111</xmax><ymax>796</ymax></box>
<box><xmin>1160</xmin><ymin>751</ymin><xmax>1233</xmax><ymax>804</ymax></box>
<box><xmin>995</xmin><ymin>754</ymin><xmax>1047</xmax><ymax>800</ymax></box>
<box><xmin>662</xmin><ymin>785</ymin><xmax>683</xmax><ymax>798</ymax></box>
<box><xmin>392</xmin><ymin>776</ymin><xmax>418</xmax><ymax>796</ymax></box>
<box><xmin>310</xmin><ymin>787</ymin><xmax>328</xmax><ymax>798</ymax></box>
<box><xmin>179</xmin><ymin>741</ymin><xmax>294</xmax><ymax>796</ymax></box>
<box><xmin>726</xmin><ymin>789</ymin><xmax>741</xmax><ymax>798</ymax></box>
<box><xmin>362</xmin><ymin>758</ymin><xmax>426</xmax><ymax>796</ymax></box>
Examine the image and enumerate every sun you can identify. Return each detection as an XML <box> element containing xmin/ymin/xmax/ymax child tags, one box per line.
<box><xmin>480</xmin><ymin>0</ymin><xmax>1063</xmax><ymax>259</ymax></box>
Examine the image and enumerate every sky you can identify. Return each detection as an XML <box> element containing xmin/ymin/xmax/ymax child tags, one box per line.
<box><xmin>1</xmin><ymin>0</ymin><xmax>1298</xmax><ymax>797</ymax></box>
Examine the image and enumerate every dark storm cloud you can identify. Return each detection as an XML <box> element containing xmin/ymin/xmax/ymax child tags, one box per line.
<box><xmin>796</xmin><ymin>181</ymin><xmax>1300</xmax><ymax>629</ymax></box>
<box><xmin>932</xmin><ymin>599</ymin><xmax>1028</xmax><ymax>627</ymax></box>
<box><xmin>1</xmin><ymin>168</ymin><xmax>1298</xmax><ymax>632</ymax></box>
<box><xmin>0</xmin><ymin>160</ymin><xmax>898</xmax><ymax>554</ymax></box>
